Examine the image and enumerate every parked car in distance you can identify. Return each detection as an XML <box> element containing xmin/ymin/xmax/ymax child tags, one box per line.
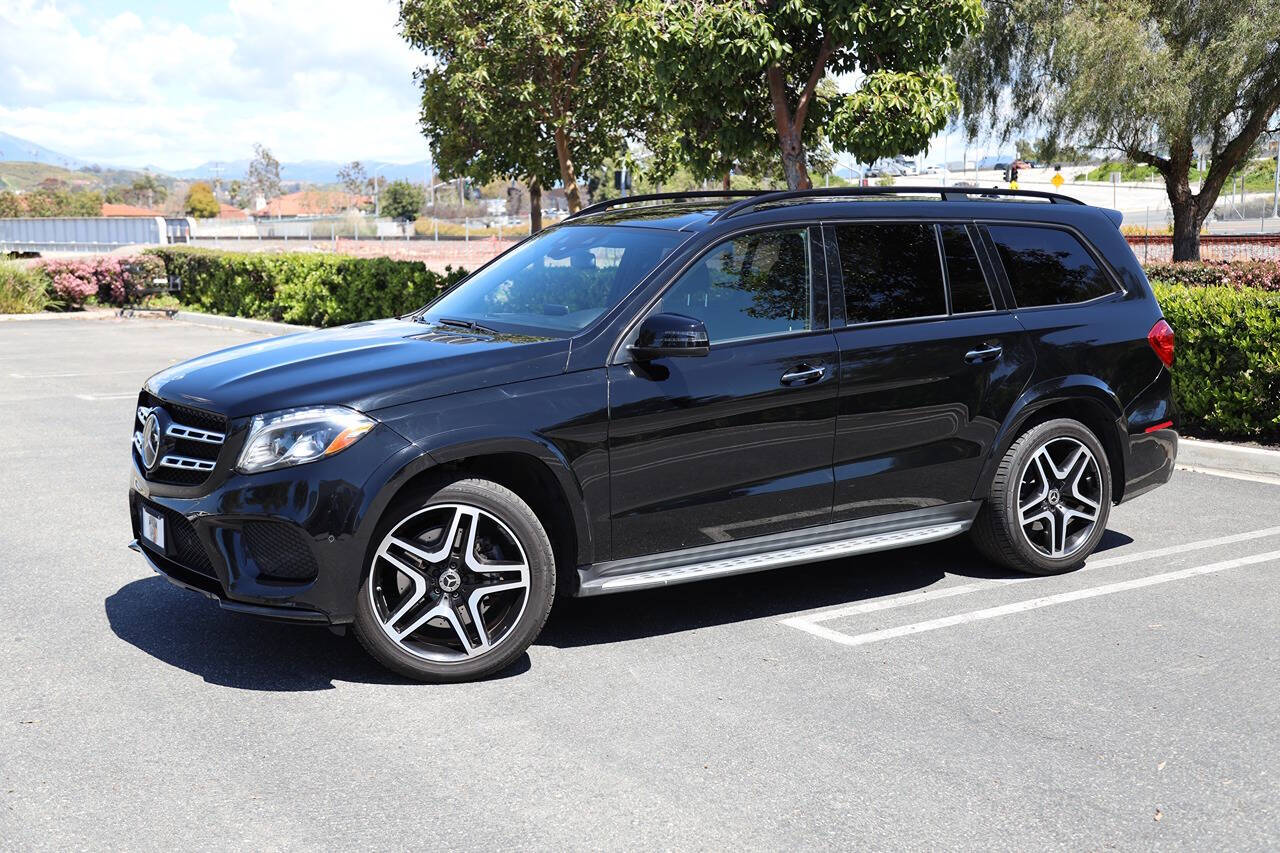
<box><xmin>1013</xmin><ymin>159</ymin><xmax>1035</xmax><ymax>171</ymax></box>
<box><xmin>128</xmin><ymin>187</ymin><xmax>1179</xmax><ymax>682</ymax></box>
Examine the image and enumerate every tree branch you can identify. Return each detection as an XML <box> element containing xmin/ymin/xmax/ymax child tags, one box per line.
<box><xmin>793</xmin><ymin>35</ymin><xmax>832</xmax><ymax>132</ymax></box>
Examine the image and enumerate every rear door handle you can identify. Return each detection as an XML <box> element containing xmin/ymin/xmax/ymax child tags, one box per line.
<box><xmin>964</xmin><ymin>344</ymin><xmax>1003</xmax><ymax>364</ymax></box>
<box><xmin>781</xmin><ymin>365</ymin><xmax>825</xmax><ymax>386</ymax></box>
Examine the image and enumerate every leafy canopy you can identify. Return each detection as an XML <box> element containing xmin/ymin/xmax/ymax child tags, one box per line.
<box><xmin>950</xmin><ymin>0</ymin><xmax>1280</xmax><ymax>258</ymax></box>
<box><xmin>380</xmin><ymin>179</ymin><xmax>426</xmax><ymax>221</ymax></box>
<box><xmin>401</xmin><ymin>0</ymin><xmax>641</xmax><ymax>213</ymax></box>
<box><xmin>184</xmin><ymin>182</ymin><xmax>220</xmax><ymax>219</ymax></box>
<box><xmin>628</xmin><ymin>0</ymin><xmax>983</xmax><ymax>187</ymax></box>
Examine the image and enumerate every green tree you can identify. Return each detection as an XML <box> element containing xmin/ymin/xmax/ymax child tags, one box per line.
<box><xmin>629</xmin><ymin>0</ymin><xmax>983</xmax><ymax>190</ymax></box>
<box><xmin>338</xmin><ymin>161</ymin><xmax>369</xmax><ymax>199</ymax></box>
<box><xmin>126</xmin><ymin>174</ymin><xmax>167</xmax><ymax>208</ymax></box>
<box><xmin>380</xmin><ymin>179</ymin><xmax>426</xmax><ymax>221</ymax></box>
<box><xmin>400</xmin><ymin>0</ymin><xmax>640</xmax><ymax>215</ymax></box>
<box><xmin>184</xmin><ymin>181</ymin><xmax>220</xmax><ymax>218</ymax></box>
<box><xmin>0</xmin><ymin>190</ymin><xmax>21</xmax><ymax>217</ymax></box>
<box><xmin>951</xmin><ymin>0</ymin><xmax>1280</xmax><ymax>260</ymax></box>
<box><xmin>246</xmin><ymin>143</ymin><xmax>282</xmax><ymax>203</ymax></box>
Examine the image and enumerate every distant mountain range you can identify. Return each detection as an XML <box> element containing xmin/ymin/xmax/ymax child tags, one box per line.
<box><xmin>0</xmin><ymin>131</ymin><xmax>432</xmax><ymax>186</ymax></box>
<box><xmin>0</xmin><ymin>131</ymin><xmax>90</xmax><ymax>170</ymax></box>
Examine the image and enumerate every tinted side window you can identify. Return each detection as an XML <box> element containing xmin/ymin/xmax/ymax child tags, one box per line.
<box><xmin>940</xmin><ymin>224</ymin><xmax>995</xmax><ymax>313</ymax></box>
<box><xmin>988</xmin><ymin>225</ymin><xmax>1115</xmax><ymax>306</ymax></box>
<box><xmin>656</xmin><ymin>228</ymin><xmax>811</xmax><ymax>343</ymax></box>
<box><xmin>835</xmin><ymin>223</ymin><xmax>945</xmax><ymax>324</ymax></box>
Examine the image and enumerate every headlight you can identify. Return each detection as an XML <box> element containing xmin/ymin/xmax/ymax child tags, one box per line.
<box><xmin>236</xmin><ymin>406</ymin><xmax>375</xmax><ymax>474</ymax></box>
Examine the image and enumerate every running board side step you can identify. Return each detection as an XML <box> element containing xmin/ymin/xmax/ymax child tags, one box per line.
<box><xmin>578</xmin><ymin>521</ymin><xmax>968</xmax><ymax>596</ymax></box>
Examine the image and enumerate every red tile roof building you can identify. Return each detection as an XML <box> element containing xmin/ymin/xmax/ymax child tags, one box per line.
<box><xmin>254</xmin><ymin>190</ymin><xmax>369</xmax><ymax>218</ymax></box>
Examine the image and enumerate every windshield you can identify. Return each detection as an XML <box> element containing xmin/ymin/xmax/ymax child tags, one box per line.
<box><xmin>421</xmin><ymin>224</ymin><xmax>687</xmax><ymax>335</ymax></box>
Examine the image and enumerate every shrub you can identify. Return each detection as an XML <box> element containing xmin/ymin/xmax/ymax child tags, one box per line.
<box><xmin>35</xmin><ymin>255</ymin><xmax>166</xmax><ymax>309</ymax></box>
<box><xmin>1151</xmin><ymin>282</ymin><xmax>1280</xmax><ymax>443</ymax></box>
<box><xmin>1143</xmin><ymin>260</ymin><xmax>1280</xmax><ymax>292</ymax></box>
<box><xmin>146</xmin><ymin>247</ymin><xmax>468</xmax><ymax>327</ymax></box>
<box><xmin>0</xmin><ymin>261</ymin><xmax>52</xmax><ymax>314</ymax></box>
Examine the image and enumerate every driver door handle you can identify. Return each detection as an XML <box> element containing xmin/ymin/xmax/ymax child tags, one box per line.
<box><xmin>781</xmin><ymin>364</ymin><xmax>826</xmax><ymax>386</ymax></box>
<box><xmin>964</xmin><ymin>344</ymin><xmax>1003</xmax><ymax>364</ymax></box>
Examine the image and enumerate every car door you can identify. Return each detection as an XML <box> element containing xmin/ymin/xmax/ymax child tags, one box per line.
<box><xmin>606</xmin><ymin>225</ymin><xmax>839</xmax><ymax>560</ymax></box>
<box><xmin>827</xmin><ymin>221</ymin><xmax>1034</xmax><ymax>522</ymax></box>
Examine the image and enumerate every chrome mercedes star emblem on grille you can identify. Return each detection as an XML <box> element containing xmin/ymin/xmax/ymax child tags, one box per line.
<box><xmin>141</xmin><ymin>411</ymin><xmax>162</xmax><ymax>471</ymax></box>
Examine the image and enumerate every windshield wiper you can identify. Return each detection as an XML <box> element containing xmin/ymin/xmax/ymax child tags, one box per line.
<box><xmin>433</xmin><ymin>316</ymin><xmax>499</xmax><ymax>335</ymax></box>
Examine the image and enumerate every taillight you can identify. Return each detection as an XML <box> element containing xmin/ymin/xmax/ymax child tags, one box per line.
<box><xmin>1148</xmin><ymin>319</ymin><xmax>1174</xmax><ymax>367</ymax></box>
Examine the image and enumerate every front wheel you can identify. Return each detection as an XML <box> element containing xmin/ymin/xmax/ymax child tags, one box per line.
<box><xmin>353</xmin><ymin>477</ymin><xmax>556</xmax><ymax>682</ymax></box>
<box><xmin>971</xmin><ymin>418</ymin><xmax>1112</xmax><ymax>575</ymax></box>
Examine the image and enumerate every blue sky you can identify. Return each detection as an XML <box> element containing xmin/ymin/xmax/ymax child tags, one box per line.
<box><xmin>0</xmin><ymin>0</ymin><xmax>426</xmax><ymax>169</ymax></box>
<box><xmin>0</xmin><ymin>0</ymin><xmax>1005</xmax><ymax>172</ymax></box>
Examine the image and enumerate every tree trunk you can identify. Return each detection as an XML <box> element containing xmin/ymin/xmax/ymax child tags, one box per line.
<box><xmin>553</xmin><ymin>126</ymin><xmax>583</xmax><ymax>213</ymax></box>
<box><xmin>766</xmin><ymin>63</ymin><xmax>812</xmax><ymax>191</ymax></box>
<box><xmin>722</xmin><ymin>170</ymin><xmax>731</xmax><ymax>191</ymax></box>
<box><xmin>1162</xmin><ymin>157</ymin><xmax>1204</xmax><ymax>261</ymax></box>
<box><xmin>1169</xmin><ymin>201</ymin><xmax>1202</xmax><ymax>261</ymax></box>
<box><xmin>528</xmin><ymin>177</ymin><xmax>542</xmax><ymax>234</ymax></box>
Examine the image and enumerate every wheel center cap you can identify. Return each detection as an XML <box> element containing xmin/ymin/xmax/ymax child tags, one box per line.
<box><xmin>438</xmin><ymin>568</ymin><xmax>462</xmax><ymax>593</ymax></box>
<box><xmin>1047</xmin><ymin>488</ymin><xmax>1062</xmax><ymax>506</ymax></box>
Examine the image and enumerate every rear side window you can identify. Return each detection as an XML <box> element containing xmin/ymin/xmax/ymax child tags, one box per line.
<box><xmin>939</xmin><ymin>224</ymin><xmax>995</xmax><ymax>313</ymax></box>
<box><xmin>835</xmin><ymin>223</ymin><xmax>945</xmax><ymax>323</ymax></box>
<box><xmin>987</xmin><ymin>225</ymin><xmax>1115</xmax><ymax>307</ymax></box>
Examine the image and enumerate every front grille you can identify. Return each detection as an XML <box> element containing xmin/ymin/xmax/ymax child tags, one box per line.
<box><xmin>134</xmin><ymin>391</ymin><xmax>228</xmax><ymax>487</ymax></box>
<box><xmin>132</xmin><ymin>493</ymin><xmax>218</xmax><ymax>579</ymax></box>
<box><xmin>242</xmin><ymin>521</ymin><xmax>319</xmax><ymax>581</ymax></box>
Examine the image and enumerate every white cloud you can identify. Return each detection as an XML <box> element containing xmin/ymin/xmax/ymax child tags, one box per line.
<box><xmin>0</xmin><ymin>0</ymin><xmax>427</xmax><ymax>168</ymax></box>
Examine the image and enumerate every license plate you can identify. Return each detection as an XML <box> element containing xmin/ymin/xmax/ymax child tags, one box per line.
<box><xmin>141</xmin><ymin>506</ymin><xmax>165</xmax><ymax>550</ymax></box>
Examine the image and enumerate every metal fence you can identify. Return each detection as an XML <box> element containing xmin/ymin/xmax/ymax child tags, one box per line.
<box><xmin>0</xmin><ymin>216</ymin><xmax>174</xmax><ymax>254</ymax></box>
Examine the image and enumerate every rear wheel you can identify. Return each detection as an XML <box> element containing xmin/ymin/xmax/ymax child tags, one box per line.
<box><xmin>354</xmin><ymin>477</ymin><xmax>556</xmax><ymax>682</ymax></box>
<box><xmin>971</xmin><ymin>418</ymin><xmax>1112</xmax><ymax>575</ymax></box>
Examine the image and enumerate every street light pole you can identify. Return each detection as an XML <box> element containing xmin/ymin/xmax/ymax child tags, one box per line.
<box><xmin>373</xmin><ymin>165</ymin><xmax>388</xmax><ymax>217</ymax></box>
<box><xmin>1272</xmin><ymin>138</ymin><xmax>1279</xmax><ymax>219</ymax></box>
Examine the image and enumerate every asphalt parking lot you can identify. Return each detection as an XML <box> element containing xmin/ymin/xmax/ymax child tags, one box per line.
<box><xmin>2</xmin><ymin>314</ymin><xmax>1277</xmax><ymax>850</ymax></box>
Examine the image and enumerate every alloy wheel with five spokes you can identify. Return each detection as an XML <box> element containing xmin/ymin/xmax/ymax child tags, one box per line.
<box><xmin>368</xmin><ymin>502</ymin><xmax>532</xmax><ymax>662</ymax></box>
<box><xmin>1016</xmin><ymin>437</ymin><xmax>1103</xmax><ymax>559</ymax></box>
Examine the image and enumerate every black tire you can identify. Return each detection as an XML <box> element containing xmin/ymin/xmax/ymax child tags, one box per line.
<box><xmin>970</xmin><ymin>418</ymin><xmax>1112</xmax><ymax>575</ymax></box>
<box><xmin>354</xmin><ymin>476</ymin><xmax>556</xmax><ymax>683</ymax></box>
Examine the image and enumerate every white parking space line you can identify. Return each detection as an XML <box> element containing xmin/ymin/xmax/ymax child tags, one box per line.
<box><xmin>1175</xmin><ymin>464</ymin><xmax>1280</xmax><ymax>487</ymax></box>
<box><xmin>9</xmin><ymin>369</ymin><xmax>144</xmax><ymax>379</ymax></box>
<box><xmin>785</xmin><ymin>549</ymin><xmax>1280</xmax><ymax>648</ymax></box>
<box><xmin>74</xmin><ymin>393</ymin><xmax>139</xmax><ymax>401</ymax></box>
<box><xmin>779</xmin><ymin>525</ymin><xmax>1280</xmax><ymax>630</ymax></box>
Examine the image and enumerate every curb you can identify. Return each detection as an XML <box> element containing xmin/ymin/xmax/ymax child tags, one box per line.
<box><xmin>0</xmin><ymin>309</ymin><xmax>118</xmax><ymax>323</ymax></box>
<box><xmin>174</xmin><ymin>311</ymin><xmax>313</xmax><ymax>335</ymax></box>
<box><xmin>1178</xmin><ymin>438</ymin><xmax>1280</xmax><ymax>484</ymax></box>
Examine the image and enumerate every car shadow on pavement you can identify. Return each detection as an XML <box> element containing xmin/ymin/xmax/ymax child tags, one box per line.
<box><xmin>538</xmin><ymin>529</ymin><xmax>1134</xmax><ymax>649</ymax></box>
<box><xmin>104</xmin><ymin>577</ymin><xmax>531</xmax><ymax>690</ymax></box>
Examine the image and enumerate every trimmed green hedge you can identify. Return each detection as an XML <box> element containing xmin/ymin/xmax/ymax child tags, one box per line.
<box><xmin>145</xmin><ymin>247</ymin><xmax>468</xmax><ymax>327</ymax></box>
<box><xmin>1152</xmin><ymin>282</ymin><xmax>1280</xmax><ymax>444</ymax></box>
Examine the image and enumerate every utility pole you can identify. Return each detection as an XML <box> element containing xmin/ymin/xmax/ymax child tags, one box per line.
<box><xmin>1272</xmin><ymin>137</ymin><xmax>1279</xmax><ymax>219</ymax></box>
<box><xmin>373</xmin><ymin>164</ymin><xmax>388</xmax><ymax>217</ymax></box>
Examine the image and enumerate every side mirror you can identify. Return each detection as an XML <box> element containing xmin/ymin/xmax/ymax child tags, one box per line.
<box><xmin>628</xmin><ymin>312</ymin><xmax>709</xmax><ymax>360</ymax></box>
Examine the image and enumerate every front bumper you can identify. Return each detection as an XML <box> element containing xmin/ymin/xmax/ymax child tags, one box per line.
<box><xmin>128</xmin><ymin>423</ymin><xmax>420</xmax><ymax>623</ymax></box>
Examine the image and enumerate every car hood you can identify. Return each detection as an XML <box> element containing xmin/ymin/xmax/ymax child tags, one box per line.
<box><xmin>145</xmin><ymin>319</ymin><xmax>570</xmax><ymax>419</ymax></box>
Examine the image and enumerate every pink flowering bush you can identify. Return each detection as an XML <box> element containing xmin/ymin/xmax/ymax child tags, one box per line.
<box><xmin>1143</xmin><ymin>259</ymin><xmax>1280</xmax><ymax>292</ymax></box>
<box><xmin>35</xmin><ymin>255</ymin><xmax>164</xmax><ymax>309</ymax></box>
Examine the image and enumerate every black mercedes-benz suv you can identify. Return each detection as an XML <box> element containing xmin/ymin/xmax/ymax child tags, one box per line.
<box><xmin>128</xmin><ymin>187</ymin><xmax>1177</xmax><ymax>682</ymax></box>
